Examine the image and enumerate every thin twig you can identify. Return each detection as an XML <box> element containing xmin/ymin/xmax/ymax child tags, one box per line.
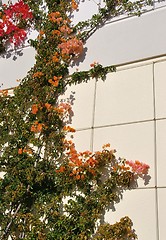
<box><xmin>0</xmin><ymin>203</ymin><xmax>22</xmax><ymax>240</ymax></box>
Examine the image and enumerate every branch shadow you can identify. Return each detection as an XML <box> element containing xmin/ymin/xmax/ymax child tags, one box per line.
<box><xmin>0</xmin><ymin>48</ymin><xmax>24</xmax><ymax>61</ymax></box>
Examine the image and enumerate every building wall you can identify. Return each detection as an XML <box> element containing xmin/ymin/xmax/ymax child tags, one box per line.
<box><xmin>1</xmin><ymin>1</ymin><xmax>166</xmax><ymax>239</ymax></box>
<box><xmin>65</xmin><ymin>57</ymin><xmax>166</xmax><ymax>240</ymax></box>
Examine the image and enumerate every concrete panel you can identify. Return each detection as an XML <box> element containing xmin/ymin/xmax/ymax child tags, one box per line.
<box><xmin>105</xmin><ymin>189</ymin><xmax>157</xmax><ymax>240</ymax></box>
<box><xmin>0</xmin><ymin>46</ymin><xmax>36</xmax><ymax>89</ymax></box>
<box><xmin>154</xmin><ymin>60</ymin><xmax>166</xmax><ymax>119</ymax></box>
<box><xmin>94</xmin><ymin>64</ymin><xmax>154</xmax><ymax>126</ymax></box>
<box><xmin>73</xmin><ymin>7</ymin><xmax>166</xmax><ymax>70</ymax></box>
<box><xmin>156</xmin><ymin>119</ymin><xmax>166</xmax><ymax>187</ymax></box>
<box><xmin>93</xmin><ymin>121</ymin><xmax>155</xmax><ymax>188</ymax></box>
<box><xmin>158</xmin><ymin>188</ymin><xmax>166</xmax><ymax>240</ymax></box>
<box><xmin>60</xmin><ymin>79</ymin><xmax>96</xmax><ymax>130</ymax></box>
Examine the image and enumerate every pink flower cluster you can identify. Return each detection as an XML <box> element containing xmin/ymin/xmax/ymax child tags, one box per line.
<box><xmin>58</xmin><ymin>37</ymin><xmax>83</xmax><ymax>57</ymax></box>
<box><xmin>126</xmin><ymin>160</ymin><xmax>149</xmax><ymax>175</ymax></box>
<box><xmin>0</xmin><ymin>0</ymin><xmax>33</xmax><ymax>46</ymax></box>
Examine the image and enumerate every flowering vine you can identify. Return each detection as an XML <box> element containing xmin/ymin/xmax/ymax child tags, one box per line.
<box><xmin>0</xmin><ymin>0</ymin><xmax>151</xmax><ymax>239</ymax></box>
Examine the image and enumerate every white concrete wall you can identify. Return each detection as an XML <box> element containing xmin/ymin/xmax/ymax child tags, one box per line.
<box><xmin>65</xmin><ymin>55</ymin><xmax>166</xmax><ymax>240</ymax></box>
<box><xmin>1</xmin><ymin>1</ymin><xmax>166</xmax><ymax>239</ymax></box>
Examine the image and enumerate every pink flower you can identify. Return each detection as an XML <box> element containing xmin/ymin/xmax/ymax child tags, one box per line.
<box><xmin>126</xmin><ymin>160</ymin><xmax>149</xmax><ymax>175</ymax></box>
<box><xmin>58</xmin><ymin>37</ymin><xmax>83</xmax><ymax>57</ymax></box>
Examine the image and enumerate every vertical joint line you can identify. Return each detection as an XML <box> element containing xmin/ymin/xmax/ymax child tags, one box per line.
<box><xmin>152</xmin><ymin>62</ymin><xmax>156</xmax><ymax>120</ymax></box>
<box><xmin>90</xmin><ymin>78</ymin><xmax>97</xmax><ymax>152</ymax></box>
<box><xmin>152</xmin><ymin>62</ymin><xmax>159</xmax><ymax>240</ymax></box>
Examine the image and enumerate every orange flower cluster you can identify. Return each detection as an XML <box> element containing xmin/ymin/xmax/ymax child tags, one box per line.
<box><xmin>32</xmin><ymin>72</ymin><xmax>43</xmax><ymax>78</ymax></box>
<box><xmin>52</xmin><ymin>52</ymin><xmax>59</xmax><ymax>63</ymax></box>
<box><xmin>63</xmin><ymin>126</ymin><xmax>76</xmax><ymax>132</ymax></box>
<box><xmin>48</xmin><ymin>12</ymin><xmax>62</xmax><ymax>24</ymax></box>
<box><xmin>0</xmin><ymin>89</ymin><xmax>8</xmax><ymax>96</ymax></box>
<box><xmin>58</xmin><ymin>37</ymin><xmax>83</xmax><ymax>57</ymax></box>
<box><xmin>18</xmin><ymin>147</ymin><xmax>33</xmax><ymax>155</ymax></box>
<box><xmin>59</xmin><ymin>25</ymin><xmax>72</xmax><ymax>35</ymax></box>
<box><xmin>31</xmin><ymin>121</ymin><xmax>44</xmax><ymax>133</ymax></box>
<box><xmin>31</xmin><ymin>104</ymin><xmax>39</xmax><ymax>114</ymax></box>
<box><xmin>102</xmin><ymin>143</ymin><xmax>111</xmax><ymax>149</ymax></box>
<box><xmin>56</xmin><ymin>166</ymin><xmax>66</xmax><ymax>173</ymax></box>
<box><xmin>52</xmin><ymin>30</ymin><xmax>61</xmax><ymax>36</ymax></box>
<box><xmin>112</xmin><ymin>163</ymin><xmax>130</xmax><ymax>172</ymax></box>
<box><xmin>48</xmin><ymin>76</ymin><xmax>62</xmax><ymax>87</ymax></box>
<box><xmin>31</xmin><ymin>103</ymin><xmax>52</xmax><ymax>114</ymax></box>
<box><xmin>62</xmin><ymin>140</ymin><xmax>98</xmax><ymax>180</ymax></box>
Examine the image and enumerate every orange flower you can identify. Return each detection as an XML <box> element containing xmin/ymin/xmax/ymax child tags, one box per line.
<box><xmin>37</xmin><ymin>30</ymin><xmax>45</xmax><ymax>40</ymax></box>
<box><xmin>31</xmin><ymin>121</ymin><xmax>44</xmax><ymax>133</ymax></box>
<box><xmin>75</xmin><ymin>174</ymin><xmax>81</xmax><ymax>180</ymax></box>
<box><xmin>75</xmin><ymin>159</ymin><xmax>83</xmax><ymax>166</ymax></box>
<box><xmin>59</xmin><ymin>25</ymin><xmax>72</xmax><ymax>34</ymax></box>
<box><xmin>39</xmin><ymin>30</ymin><xmax>45</xmax><ymax>35</ymax></box>
<box><xmin>48</xmin><ymin>76</ymin><xmax>62</xmax><ymax>87</ymax></box>
<box><xmin>82</xmin><ymin>150</ymin><xmax>92</xmax><ymax>156</ymax></box>
<box><xmin>60</xmin><ymin>37</ymin><xmax>66</xmax><ymax>42</ymax></box>
<box><xmin>0</xmin><ymin>90</ymin><xmax>8</xmax><ymax>96</ymax></box>
<box><xmin>31</xmin><ymin>125</ymin><xmax>36</xmax><ymax>132</ymax></box>
<box><xmin>102</xmin><ymin>143</ymin><xmax>111</xmax><ymax>149</ymax></box>
<box><xmin>49</xmin><ymin>11</ymin><xmax>61</xmax><ymax>18</ymax></box>
<box><xmin>23</xmin><ymin>147</ymin><xmax>33</xmax><ymax>155</ymax></box>
<box><xmin>56</xmin><ymin>166</ymin><xmax>66</xmax><ymax>173</ymax></box>
<box><xmin>63</xmin><ymin>126</ymin><xmax>76</xmax><ymax>132</ymax></box>
<box><xmin>71</xmin><ymin>0</ymin><xmax>78</xmax><ymax>10</ymax></box>
<box><xmin>120</xmin><ymin>165</ymin><xmax>130</xmax><ymax>171</ymax></box>
<box><xmin>52</xmin><ymin>55</ymin><xmax>59</xmax><ymax>63</ymax></box>
<box><xmin>55</xmin><ymin>17</ymin><xmax>63</xmax><ymax>24</ymax></box>
<box><xmin>69</xmin><ymin>147</ymin><xmax>77</xmax><ymax>155</ymax></box>
<box><xmin>54</xmin><ymin>107</ymin><xmax>64</xmax><ymax>114</ymax></box>
<box><xmin>52</xmin><ymin>30</ymin><xmax>61</xmax><ymax>36</ymax></box>
<box><xmin>37</xmin><ymin>123</ymin><xmax>43</xmax><ymax>132</ymax></box>
<box><xmin>18</xmin><ymin>148</ymin><xmax>23</xmax><ymax>154</ymax></box>
<box><xmin>48</xmin><ymin>12</ymin><xmax>62</xmax><ymax>23</ymax></box>
<box><xmin>81</xmin><ymin>174</ymin><xmax>85</xmax><ymax>180</ymax></box>
<box><xmin>54</xmin><ymin>76</ymin><xmax>61</xmax><ymax>81</ymax></box>
<box><xmin>45</xmin><ymin>103</ymin><xmax>52</xmax><ymax>110</ymax></box>
<box><xmin>31</xmin><ymin>104</ymin><xmax>38</xmax><ymax>114</ymax></box>
<box><xmin>48</xmin><ymin>79</ymin><xmax>58</xmax><ymax>87</ymax></box>
<box><xmin>90</xmin><ymin>63</ymin><xmax>95</xmax><ymax>67</ymax></box>
<box><xmin>33</xmin><ymin>72</ymin><xmax>43</xmax><ymax>78</ymax></box>
<box><xmin>86</xmin><ymin>157</ymin><xmax>97</xmax><ymax>167</ymax></box>
<box><xmin>112</xmin><ymin>166</ymin><xmax>117</xmax><ymax>172</ymax></box>
<box><xmin>88</xmin><ymin>169</ymin><xmax>96</xmax><ymax>176</ymax></box>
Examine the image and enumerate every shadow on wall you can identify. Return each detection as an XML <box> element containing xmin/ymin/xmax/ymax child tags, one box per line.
<box><xmin>95</xmin><ymin>164</ymin><xmax>151</xmax><ymax>230</ymax></box>
<box><xmin>59</xmin><ymin>91</ymin><xmax>76</xmax><ymax>125</ymax></box>
<box><xmin>71</xmin><ymin>47</ymin><xmax>88</xmax><ymax>67</ymax></box>
<box><xmin>0</xmin><ymin>48</ymin><xmax>24</xmax><ymax>89</ymax></box>
<box><xmin>0</xmin><ymin>48</ymin><xmax>24</xmax><ymax>61</ymax></box>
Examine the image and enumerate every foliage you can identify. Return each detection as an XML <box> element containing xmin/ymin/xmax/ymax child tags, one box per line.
<box><xmin>94</xmin><ymin>217</ymin><xmax>137</xmax><ymax>240</ymax></box>
<box><xmin>0</xmin><ymin>0</ymin><xmax>151</xmax><ymax>239</ymax></box>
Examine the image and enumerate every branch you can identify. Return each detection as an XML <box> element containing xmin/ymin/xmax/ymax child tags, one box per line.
<box><xmin>0</xmin><ymin>203</ymin><xmax>22</xmax><ymax>240</ymax></box>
